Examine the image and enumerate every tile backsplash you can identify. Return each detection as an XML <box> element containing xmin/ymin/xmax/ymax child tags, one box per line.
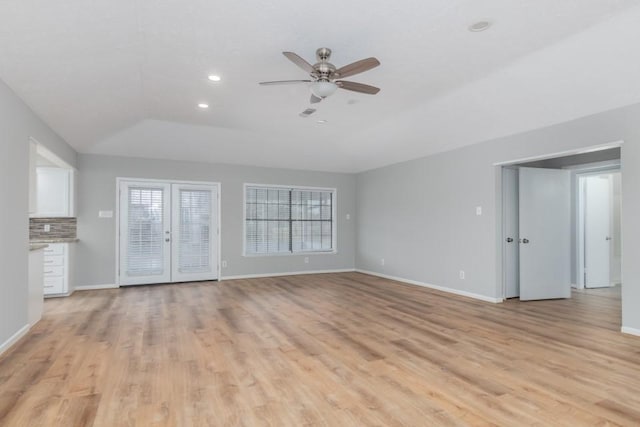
<box><xmin>30</xmin><ymin>217</ymin><xmax>77</xmax><ymax>240</ymax></box>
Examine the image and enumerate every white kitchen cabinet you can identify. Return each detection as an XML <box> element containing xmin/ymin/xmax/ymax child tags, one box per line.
<box><xmin>34</xmin><ymin>167</ymin><xmax>75</xmax><ymax>217</ymax></box>
<box><xmin>43</xmin><ymin>243</ymin><xmax>75</xmax><ymax>296</ymax></box>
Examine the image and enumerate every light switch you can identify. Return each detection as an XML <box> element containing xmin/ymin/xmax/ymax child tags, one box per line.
<box><xmin>476</xmin><ymin>206</ymin><xmax>482</xmax><ymax>216</ymax></box>
<box><xmin>99</xmin><ymin>210</ymin><xmax>113</xmax><ymax>218</ymax></box>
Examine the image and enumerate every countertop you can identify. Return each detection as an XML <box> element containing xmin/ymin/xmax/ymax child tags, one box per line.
<box><xmin>29</xmin><ymin>243</ymin><xmax>49</xmax><ymax>251</ymax></box>
<box><xmin>30</xmin><ymin>238</ymin><xmax>79</xmax><ymax>243</ymax></box>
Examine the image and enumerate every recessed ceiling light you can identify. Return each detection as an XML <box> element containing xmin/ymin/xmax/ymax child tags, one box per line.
<box><xmin>198</xmin><ymin>103</ymin><xmax>209</xmax><ymax>109</ymax></box>
<box><xmin>468</xmin><ymin>21</ymin><xmax>491</xmax><ymax>32</ymax></box>
<box><xmin>317</xmin><ymin>119</ymin><xmax>328</xmax><ymax>124</ymax></box>
<box><xmin>208</xmin><ymin>75</ymin><xmax>221</xmax><ymax>82</ymax></box>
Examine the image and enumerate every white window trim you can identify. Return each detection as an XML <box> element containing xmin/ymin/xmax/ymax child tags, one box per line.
<box><xmin>242</xmin><ymin>183</ymin><xmax>338</xmax><ymax>257</ymax></box>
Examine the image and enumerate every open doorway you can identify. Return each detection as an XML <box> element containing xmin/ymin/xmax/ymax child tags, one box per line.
<box><xmin>501</xmin><ymin>147</ymin><xmax>621</xmax><ymax>301</ymax></box>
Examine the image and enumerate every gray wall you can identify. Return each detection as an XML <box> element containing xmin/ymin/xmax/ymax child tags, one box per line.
<box><xmin>356</xmin><ymin>102</ymin><xmax>640</xmax><ymax>331</ymax></box>
<box><xmin>0</xmin><ymin>78</ymin><xmax>76</xmax><ymax>348</ymax></box>
<box><xmin>76</xmin><ymin>154</ymin><xmax>356</xmax><ymax>286</ymax></box>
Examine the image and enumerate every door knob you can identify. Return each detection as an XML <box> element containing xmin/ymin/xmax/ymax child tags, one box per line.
<box><xmin>506</xmin><ymin>237</ymin><xmax>514</xmax><ymax>243</ymax></box>
<box><xmin>165</xmin><ymin>238</ymin><xmax>170</xmax><ymax>242</ymax></box>
<box><xmin>522</xmin><ymin>238</ymin><xmax>530</xmax><ymax>244</ymax></box>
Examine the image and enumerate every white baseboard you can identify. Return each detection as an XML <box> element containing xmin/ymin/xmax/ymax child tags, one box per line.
<box><xmin>355</xmin><ymin>269</ymin><xmax>502</xmax><ymax>303</ymax></box>
<box><xmin>75</xmin><ymin>284</ymin><xmax>119</xmax><ymax>291</ymax></box>
<box><xmin>44</xmin><ymin>292</ymin><xmax>73</xmax><ymax>299</ymax></box>
<box><xmin>621</xmin><ymin>326</ymin><xmax>640</xmax><ymax>337</ymax></box>
<box><xmin>0</xmin><ymin>324</ymin><xmax>30</xmax><ymax>357</ymax></box>
<box><xmin>221</xmin><ymin>268</ymin><xmax>356</xmax><ymax>281</ymax></box>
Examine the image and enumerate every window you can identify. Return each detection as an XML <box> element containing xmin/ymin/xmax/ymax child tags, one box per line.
<box><xmin>244</xmin><ymin>185</ymin><xmax>335</xmax><ymax>255</ymax></box>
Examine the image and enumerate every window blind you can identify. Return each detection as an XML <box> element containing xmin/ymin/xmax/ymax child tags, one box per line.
<box><xmin>127</xmin><ymin>187</ymin><xmax>165</xmax><ymax>276</ymax></box>
<box><xmin>178</xmin><ymin>189</ymin><xmax>212</xmax><ymax>274</ymax></box>
<box><xmin>245</xmin><ymin>186</ymin><xmax>334</xmax><ymax>255</ymax></box>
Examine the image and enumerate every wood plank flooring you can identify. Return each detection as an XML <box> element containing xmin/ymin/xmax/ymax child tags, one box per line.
<box><xmin>1</xmin><ymin>273</ymin><xmax>639</xmax><ymax>426</ymax></box>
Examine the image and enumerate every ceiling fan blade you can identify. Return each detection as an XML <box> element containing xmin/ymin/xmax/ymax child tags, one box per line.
<box><xmin>299</xmin><ymin>108</ymin><xmax>317</xmax><ymax>117</ymax></box>
<box><xmin>283</xmin><ymin>52</ymin><xmax>316</xmax><ymax>74</ymax></box>
<box><xmin>334</xmin><ymin>57</ymin><xmax>380</xmax><ymax>79</ymax></box>
<box><xmin>336</xmin><ymin>80</ymin><xmax>380</xmax><ymax>95</ymax></box>
<box><xmin>259</xmin><ymin>80</ymin><xmax>312</xmax><ymax>85</ymax></box>
<box><xmin>310</xmin><ymin>94</ymin><xmax>322</xmax><ymax>104</ymax></box>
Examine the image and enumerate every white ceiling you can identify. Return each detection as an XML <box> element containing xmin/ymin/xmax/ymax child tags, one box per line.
<box><xmin>0</xmin><ymin>0</ymin><xmax>638</xmax><ymax>172</ymax></box>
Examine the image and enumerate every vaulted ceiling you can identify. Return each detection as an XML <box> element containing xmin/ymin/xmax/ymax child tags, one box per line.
<box><xmin>0</xmin><ymin>0</ymin><xmax>639</xmax><ymax>172</ymax></box>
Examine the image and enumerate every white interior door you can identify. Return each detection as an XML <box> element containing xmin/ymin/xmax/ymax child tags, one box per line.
<box><xmin>503</xmin><ymin>168</ymin><xmax>520</xmax><ymax>298</ymax></box>
<box><xmin>584</xmin><ymin>175</ymin><xmax>612</xmax><ymax>288</ymax></box>
<box><xmin>519</xmin><ymin>167</ymin><xmax>571</xmax><ymax>301</ymax></box>
<box><xmin>171</xmin><ymin>184</ymin><xmax>218</xmax><ymax>282</ymax></box>
<box><xmin>119</xmin><ymin>182</ymin><xmax>172</xmax><ymax>285</ymax></box>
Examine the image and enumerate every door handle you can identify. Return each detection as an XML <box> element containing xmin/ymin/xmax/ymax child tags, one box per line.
<box><xmin>522</xmin><ymin>238</ymin><xmax>530</xmax><ymax>244</ymax></box>
<box><xmin>606</xmin><ymin>236</ymin><xmax>612</xmax><ymax>241</ymax></box>
<box><xmin>165</xmin><ymin>238</ymin><xmax>170</xmax><ymax>242</ymax></box>
<box><xmin>506</xmin><ymin>237</ymin><xmax>514</xmax><ymax>243</ymax></box>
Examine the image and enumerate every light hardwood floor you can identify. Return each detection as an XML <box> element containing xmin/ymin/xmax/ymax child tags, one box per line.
<box><xmin>1</xmin><ymin>273</ymin><xmax>639</xmax><ymax>426</ymax></box>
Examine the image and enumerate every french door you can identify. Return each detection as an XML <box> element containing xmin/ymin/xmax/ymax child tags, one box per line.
<box><xmin>119</xmin><ymin>180</ymin><xmax>218</xmax><ymax>286</ymax></box>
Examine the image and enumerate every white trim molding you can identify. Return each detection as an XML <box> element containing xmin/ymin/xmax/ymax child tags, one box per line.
<box><xmin>221</xmin><ymin>268</ymin><xmax>355</xmax><ymax>281</ymax></box>
<box><xmin>44</xmin><ymin>292</ymin><xmax>74</xmax><ymax>299</ymax></box>
<box><xmin>356</xmin><ymin>269</ymin><xmax>503</xmax><ymax>303</ymax></box>
<box><xmin>621</xmin><ymin>326</ymin><xmax>640</xmax><ymax>337</ymax></box>
<box><xmin>75</xmin><ymin>284</ymin><xmax>119</xmax><ymax>291</ymax></box>
<box><xmin>0</xmin><ymin>324</ymin><xmax>30</xmax><ymax>357</ymax></box>
<box><xmin>493</xmin><ymin>140</ymin><xmax>624</xmax><ymax>166</ymax></box>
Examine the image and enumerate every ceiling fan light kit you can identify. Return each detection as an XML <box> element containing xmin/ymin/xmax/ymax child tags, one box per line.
<box><xmin>259</xmin><ymin>47</ymin><xmax>381</xmax><ymax>116</ymax></box>
<box><xmin>310</xmin><ymin>81</ymin><xmax>338</xmax><ymax>98</ymax></box>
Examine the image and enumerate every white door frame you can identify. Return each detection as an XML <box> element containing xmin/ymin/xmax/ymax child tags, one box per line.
<box><xmin>495</xmin><ymin>140</ymin><xmax>623</xmax><ymax>301</ymax></box>
<box><xmin>575</xmin><ymin>165</ymin><xmax>621</xmax><ymax>289</ymax></box>
<box><xmin>501</xmin><ymin>166</ymin><xmax>520</xmax><ymax>298</ymax></box>
<box><xmin>115</xmin><ymin>177</ymin><xmax>221</xmax><ymax>287</ymax></box>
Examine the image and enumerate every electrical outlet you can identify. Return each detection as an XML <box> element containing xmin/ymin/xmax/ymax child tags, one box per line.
<box><xmin>44</xmin><ymin>224</ymin><xmax>51</xmax><ymax>233</ymax></box>
<box><xmin>459</xmin><ymin>270</ymin><xmax>465</xmax><ymax>280</ymax></box>
<box><xmin>476</xmin><ymin>206</ymin><xmax>482</xmax><ymax>216</ymax></box>
<box><xmin>304</xmin><ymin>257</ymin><xmax>309</xmax><ymax>264</ymax></box>
<box><xmin>381</xmin><ymin>258</ymin><xmax>385</xmax><ymax>266</ymax></box>
<box><xmin>346</xmin><ymin>213</ymin><xmax>351</xmax><ymax>220</ymax></box>
<box><xmin>221</xmin><ymin>260</ymin><xmax>227</xmax><ymax>268</ymax></box>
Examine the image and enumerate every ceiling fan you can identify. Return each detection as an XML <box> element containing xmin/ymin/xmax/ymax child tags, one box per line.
<box><xmin>259</xmin><ymin>48</ymin><xmax>380</xmax><ymax>115</ymax></box>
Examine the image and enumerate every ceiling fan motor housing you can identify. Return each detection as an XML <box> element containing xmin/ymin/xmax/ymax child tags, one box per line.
<box><xmin>313</xmin><ymin>62</ymin><xmax>336</xmax><ymax>80</ymax></box>
<box><xmin>313</xmin><ymin>47</ymin><xmax>336</xmax><ymax>80</ymax></box>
